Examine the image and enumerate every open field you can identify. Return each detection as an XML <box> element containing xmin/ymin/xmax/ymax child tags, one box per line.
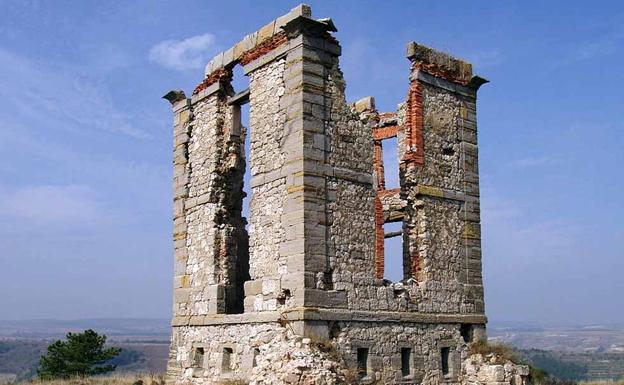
<box><xmin>16</xmin><ymin>374</ymin><xmax>165</xmax><ymax>385</ymax></box>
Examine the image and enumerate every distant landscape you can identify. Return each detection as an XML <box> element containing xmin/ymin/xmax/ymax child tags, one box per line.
<box><xmin>1</xmin><ymin>319</ymin><xmax>623</xmax><ymax>383</ymax></box>
<box><xmin>0</xmin><ymin>319</ymin><xmax>170</xmax><ymax>384</ymax></box>
<box><xmin>488</xmin><ymin>321</ymin><xmax>624</xmax><ymax>381</ymax></box>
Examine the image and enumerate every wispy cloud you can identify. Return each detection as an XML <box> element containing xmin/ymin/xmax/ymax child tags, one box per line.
<box><xmin>512</xmin><ymin>156</ymin><xmax>560</xmax><ymax>168</ymax></box>
<box><xmin>548</xmin><ymin>14</ymin><xmax>623</xmax><ymax>69</ymax></box>
<box><xmin>0</xmin><ymin>185</ymin><xmax>100</xmax><ymax>225</ymax></box>
<box><xmin>574</xmin><ymin>38</ymin><xmax>618</xmax><ymax>61</ymax></box>
<box><xmin>149</xmin><ymin>33</ymin><xmax>216</xmax><ymax>71</ymax></box>
<box><xmin>0</xmin><ymin>47</ymin><xmax>147</xmax><ymax>139</ymax></box>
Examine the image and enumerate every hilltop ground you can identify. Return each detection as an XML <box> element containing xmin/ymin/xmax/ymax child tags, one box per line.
<box><xmin>1</xmin><ymin>319</ymin><xmax>624</xmax><ymax>383</ymax></box>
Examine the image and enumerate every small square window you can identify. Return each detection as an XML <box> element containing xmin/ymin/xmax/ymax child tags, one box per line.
<box><xmin>222</xmin><ymin>347</ymin><xmax>233</xmax><ymax>373</ymax></box>
<box><xmin>192</xmin><ymin>347</ymin><xmax>204</xmax><ymax>368</ymax></box>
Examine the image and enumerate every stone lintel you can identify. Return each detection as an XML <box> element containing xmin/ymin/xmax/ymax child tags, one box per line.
<box><xmin>205</xmin><ymin>4</ymin><xmax>312</xmax><ymax>76</ymax></box>
<box><xmin>411</xmin><ymin>70</ymin><xmax>490</xmax><ymax>99</ymax></box>
<box><xmin>414</xmin><ymin>185</ymin><xmax>467</xmax><ymax>202</ymax></box>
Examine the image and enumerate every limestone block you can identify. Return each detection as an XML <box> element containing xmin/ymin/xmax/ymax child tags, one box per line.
<box><xmin>244</xmin><ymin>279</ymin><xmax>263</xmax><ymax>296</ymax></box>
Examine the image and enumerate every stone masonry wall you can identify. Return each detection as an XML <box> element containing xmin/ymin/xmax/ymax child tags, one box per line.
<box><xmin>164</xmin><ymin>5</ymin><xmax>500</xmax><ymax>385</ymax></box>
<box><xmin>167</xmin><ymin>319</ymin><xmax>486</xmax><ymax>385</ymax></box>
<box><xmin>244</xmin><ymin>58</ymin><xmax>289</xmax><ymax>313</ymax></box>
<box><xmin>169</xmin><ymin>77</ymin><xmax>249</xmax><ymax>319</ymax></box>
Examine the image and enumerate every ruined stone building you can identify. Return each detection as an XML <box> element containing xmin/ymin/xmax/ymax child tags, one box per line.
<box><xmin>163</xmin><ymin>5</ymin><xmax>520</xmax><ymax>385</ymax></box>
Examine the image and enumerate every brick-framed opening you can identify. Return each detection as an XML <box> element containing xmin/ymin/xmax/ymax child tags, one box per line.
<box><xmin>373</xmin><ymin>115</ymin><xmax>409</xmax><ymax>281</ymax></box>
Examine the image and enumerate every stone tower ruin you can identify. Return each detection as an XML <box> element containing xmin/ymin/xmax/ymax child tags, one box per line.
<box><xmin>164</xmin><ymin>4</ymin><xmax>503</xmax><ymax>384</ymax></box>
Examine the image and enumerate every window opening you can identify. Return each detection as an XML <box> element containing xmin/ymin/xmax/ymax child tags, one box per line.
<box><xmin>460</xmin><ymin>324</ymin><xmax>473</xmax><ymax>343</ymax></box>
<box><xmin>222</xmin><ymin>347</ymin><xmax>233</xmax><ymax>373</ymax></box>
<box><xmin>225</xmin><ymin>64</ymin><xmax>251</xmax><ymax>314</ymax></box>
<box><xmin>192</xmin><ymin>347</ymin><xmax>204</xmax><ymax>368</ymax></box>
<box><xmin>401</xmin><ymin>348</ymin><xmax>412</xmax><ymax>377</ymax></box>
<box><xmin>356</xmin><ymin>348</ymin><xmax>369</xmax><ymax>379</ymax></box>
<box><xmin>441</xmin><ymin>347</ymin><xmax>450</xmax><ymax>376</ymax></box>
<box><xmin>381</xmin><ymin>137</ymin><xmax>399</xmax><ymax>189</ymax></box>
<box><xmin>384</xmin><ymin>221</ymin><xmax>403</xmax><ymax>282</ymax></box>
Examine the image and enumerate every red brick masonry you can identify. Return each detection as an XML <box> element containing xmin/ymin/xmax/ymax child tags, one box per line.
<box><xmin>193</xmin><ymin>67</ymin><xmax>233</xmax><ymax>95</ymax></box>
<box><xmin>239</xmin><ymin>32</ymin><xmax>288</xmax><ymax>66</ymax></box>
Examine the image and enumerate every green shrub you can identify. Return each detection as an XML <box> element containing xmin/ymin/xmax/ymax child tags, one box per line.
<box><xmin>37</xmin><ymin>330</ymin><xmax>121</xmax><ymax>380</ymax></box>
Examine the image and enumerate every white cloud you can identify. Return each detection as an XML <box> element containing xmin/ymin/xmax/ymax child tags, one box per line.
<box><xmin>149</xmin><ymin>33</ymin><xmax>216</xmax><ymax>71</ymax></box>
<box><xmin>0</xmin><ymin>185</ymin><xmax>100</xmax><ymax>224</ymax></box>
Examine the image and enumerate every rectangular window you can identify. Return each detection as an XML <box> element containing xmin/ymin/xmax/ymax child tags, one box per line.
<box><xmin>383</xmin><ymin>221</ymin><xmax>403</xmax><ymax>282</ymax></box>
<box><xmin>401</xmin><ymin>348</ymin><xmax>412</xmax><ymax>377</ymax></box>
<box><xmin>356</xmin><ymin>348</ymin><xmax>369</xmax><ymax>379</ymax></box>
<box><xmin>192</xmin><ymin>347</ymin><xmax>204</xmax><ymax>368</ymax></box>
<box><xmin>381</xmin><ymin>137</ymin><xmax>399</xmax><ymax>189</ymax></box>
<box><xmin>222</xmin><ymin>347</ymin><xmax>233</xmax><ymax>373</ymax></box>
<box><xmin>441</xmin><ymin>347</ymin><xmax>450</xmax><ymax>376</ymax></box>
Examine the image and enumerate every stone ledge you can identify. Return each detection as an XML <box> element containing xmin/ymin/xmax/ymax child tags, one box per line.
<box><xmin>414</xmin><ymin>185</ymin><xmax>467</xmax><ymax>202</ymax></box>
<box><xmin>412</xmin><ymin>70</ymin><xmax>488</xmax><ymax>98</ymax></box>
<box><xmin>171</xmin><ymin>308</ymin><xmax>487</xmax><ymax>326</ymax></box>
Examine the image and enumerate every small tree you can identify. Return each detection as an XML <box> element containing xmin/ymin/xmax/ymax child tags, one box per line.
<box><xmin>37</xmin><ymin>329</ymin><xmax>121</xmax><ymax>379</ymax></box>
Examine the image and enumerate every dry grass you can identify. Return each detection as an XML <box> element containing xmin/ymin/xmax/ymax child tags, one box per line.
<box><xmin>469</xmin><ymin>340</ymin><xmax>521</xmax><ymax>364</ymax></box>
<box><xmin>18</xmin><ymin>373</ymin><xmax>165</xmax><ymax>385</ymax></box>
<box><xmin>579</xmin><ymin>380</ymin><xmax>624</xmax><ymax>385</ymax></box>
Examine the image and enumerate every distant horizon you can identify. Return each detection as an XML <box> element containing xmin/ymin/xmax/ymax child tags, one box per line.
<box><xmin>1</xmin><ymin>317</ymin><xmax>623</xmax><ymax>329</ymax></box>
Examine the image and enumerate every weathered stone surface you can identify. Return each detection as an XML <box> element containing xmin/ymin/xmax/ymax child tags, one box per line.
<box><xmin>463</xmin><ymin>354</ymin><xmax>530</xmax><ymax>385</ymax></box>
<box><xmin>162</xmin><ymin>4</ymin><xmax>514</xmax><ymax>385</ymax></box>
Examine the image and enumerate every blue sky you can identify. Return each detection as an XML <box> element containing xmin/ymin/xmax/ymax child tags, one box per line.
<box><xmin>0</xmin><ymin>1</ymin><xmax>622</xmax><ymax>324</ymax></box>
